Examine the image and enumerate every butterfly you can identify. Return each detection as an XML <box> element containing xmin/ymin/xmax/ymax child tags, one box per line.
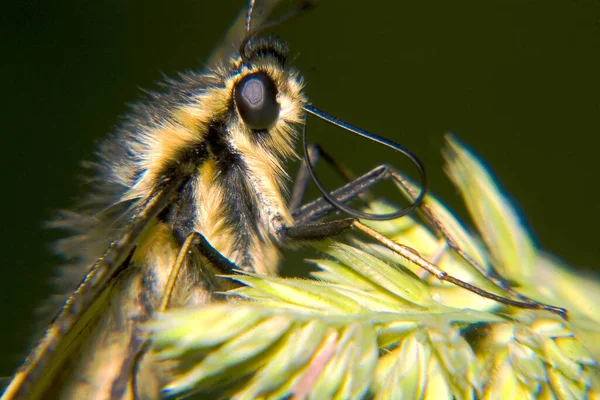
<box><xmin>1</xmin><ymin>1</ymin><xmax>564</xmax><ymax>399</ymax></box>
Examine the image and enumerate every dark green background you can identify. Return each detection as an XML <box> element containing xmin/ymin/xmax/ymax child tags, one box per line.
<box><xmin>1</xmin><ymin>0</ymin><xmax>599</xmax><ymax>379</ymax></box>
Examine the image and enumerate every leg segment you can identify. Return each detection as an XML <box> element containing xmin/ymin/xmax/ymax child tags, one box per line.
<box><xmin>282</xmin><ymin>219</ymin><xmax>355</xmax><ymax>242</ymax></box>
<box><xmin>352</xmin><ymin>221</ymin><xmax>567</xmax><ymax>319</ymax></box>
<box><xmin>289</xmin><ymin>144</ymin><xmax>356</xmax><ymax>212</ymax></box>
<box><xmin>292</xmin><ymin>165</ymin><xmax>389</xmax><ymax>224</ymax></box>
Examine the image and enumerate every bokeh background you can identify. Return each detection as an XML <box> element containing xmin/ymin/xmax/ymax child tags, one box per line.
<box><xmin>1</xmin><ymin>0</ymin><xmax>599</xmax><ymax>380</ymax></box>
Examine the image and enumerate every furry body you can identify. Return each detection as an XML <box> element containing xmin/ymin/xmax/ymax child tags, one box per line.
<box><xmin>6</xmin><ymin>38</ymin><xmax>307</xmax><ymax>399</ymax></box>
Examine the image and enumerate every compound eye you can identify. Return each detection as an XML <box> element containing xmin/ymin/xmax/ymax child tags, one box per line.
<box><xmin>234</xmin><ymin>71</ymin><xmax>280</xmax><ymax>130</ymax></box>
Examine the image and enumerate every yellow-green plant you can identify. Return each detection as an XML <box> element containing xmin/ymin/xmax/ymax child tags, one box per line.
<box><xmin>147</xmin><ymin>136</ymin><xmax>600</xmax><ymax>399</ymax></box>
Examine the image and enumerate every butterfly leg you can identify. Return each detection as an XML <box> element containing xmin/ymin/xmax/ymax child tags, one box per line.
<box><xmin>285</xmin><ymin>161</ymin><xmax>568</xmax><ymax>319</ymax></box>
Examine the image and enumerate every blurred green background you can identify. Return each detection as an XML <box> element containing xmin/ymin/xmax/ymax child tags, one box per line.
<box><xmin>1</xmin><ymin>0</ymin><xmax>599</xmax><ymax>380</ymax></box>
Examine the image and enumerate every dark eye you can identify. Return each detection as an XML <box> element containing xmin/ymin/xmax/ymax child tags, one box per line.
<box><xmin>234</xmin><ymin>71</ymin><xmax>280</xmax><ymax>130</ymax></box>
